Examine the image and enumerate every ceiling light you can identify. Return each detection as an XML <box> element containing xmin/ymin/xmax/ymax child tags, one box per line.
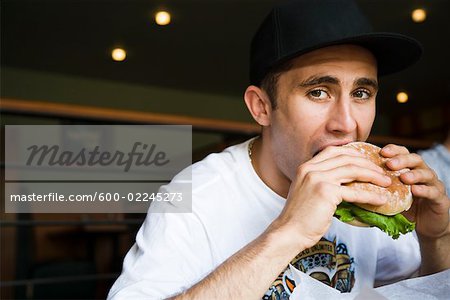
<box><xmin>412</xmin><ymin>8</ymin><xmax>426</xmax><ymax>23</ymax></box>
<box><xmin>155</xmin><ymin>11</ymin><xmax>171</xmax><ymax>26</ymax></box>
<box><xmin>396</xmin><ymin>92</ymin><xmax>409</xmax><ymax>103</ymax></box>
<box><xmin>111</xmin><ymin>48</ymin><xmax>126</xmax><ymax>62</ymax></box>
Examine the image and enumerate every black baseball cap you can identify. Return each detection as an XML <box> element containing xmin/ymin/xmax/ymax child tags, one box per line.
<box><xmin>250</xmin><ymin>0</ymin><xmax>423</xmax><ymax>85</ymax></box>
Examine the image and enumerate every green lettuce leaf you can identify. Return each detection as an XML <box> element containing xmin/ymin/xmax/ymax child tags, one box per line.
<box><xmin>335</xmin><ymin>202</ymin><xmax>415</xmax><ymax>239</ymax></box>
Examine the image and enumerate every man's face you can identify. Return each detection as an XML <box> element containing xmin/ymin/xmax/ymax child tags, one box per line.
<box><xmin>267</xmin><ymin>44</ymin><xmax>378</xmax><ymax>180</ymax></box>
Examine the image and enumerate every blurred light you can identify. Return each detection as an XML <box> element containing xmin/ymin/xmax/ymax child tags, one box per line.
<box><xmin>396</xmin><ymin>92</ymin><xmax>409</xmax><ymax>103</ymax></box>
<box><xmin>412</xmin><ymin>9</ymin><xmax>426</xmax><ymax>23</ymax></box>
<box><xmin>155</xmin><ymin>11</ymin><xmax>171</xmax><ymax>25</ymax></box>
<box><xmin>111</xmin><ymin>48</ymin><xmax>126</xmax><ymax>62</ymax></box>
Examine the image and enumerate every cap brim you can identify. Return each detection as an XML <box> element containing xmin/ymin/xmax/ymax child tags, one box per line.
<box><xmin>341</xmin><ymin>32</ymin><xmax>423</xmax><ymax>76</ymax></box>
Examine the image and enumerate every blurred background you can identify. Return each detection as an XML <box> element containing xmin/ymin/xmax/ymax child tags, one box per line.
<box><xmin>1</xmin><ymin>0</ymin><xmax>449</xmax><ymax>299</ymax></box>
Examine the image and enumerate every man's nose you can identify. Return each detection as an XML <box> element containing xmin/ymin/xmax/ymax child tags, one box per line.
<box><xmin>325</xmin><ymin>98</ymin><xmax>357</xmax><ymax>135</ymax></box>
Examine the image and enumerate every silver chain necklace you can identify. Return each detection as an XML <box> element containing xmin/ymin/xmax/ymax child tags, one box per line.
<box><xmin>248</xmin><ymin>137</ymin><xmax>258</xmax><ymax>162</ymax></box>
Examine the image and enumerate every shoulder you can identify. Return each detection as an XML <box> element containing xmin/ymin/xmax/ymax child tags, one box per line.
<box><xmin>155</xmin><ymin>140</ymin><xmax>253</xmax><ymax>212</ymax></box>
<box><xmin>419</xmin><ymin>144</ymin><xmax>449</xmax><ymax>162</ymax></box>
<box><xmin>171</xmin><ymin>140</ymin><xmax>251</xmax><ymax>193</ymax></box>
<box><xmin>419</xmin><ymin>144</ymin><xmax>450</xmax><ymax>177</ymax></box>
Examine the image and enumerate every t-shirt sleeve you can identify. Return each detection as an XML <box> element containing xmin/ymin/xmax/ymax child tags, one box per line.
<box><xmin>107</xmin><ymin>198</ymin><xmax>214</xmax><ymax>299</ymax></box>
<box><xmin>374</xmin><ymin>231</ymin><xmax>421</xmax><ymax>286</ymax></box>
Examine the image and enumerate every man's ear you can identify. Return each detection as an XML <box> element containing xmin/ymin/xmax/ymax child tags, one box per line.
<box><xmin>244</xmin><ymin>85</ymin><xmax>272</xmax><ymax>126</ymax></box>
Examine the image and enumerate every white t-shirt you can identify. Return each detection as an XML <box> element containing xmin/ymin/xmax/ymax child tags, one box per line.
<box><xmin>108</xmin><ymin>139</ymin><xmax>421</xmax><ymax>299</ymax></box>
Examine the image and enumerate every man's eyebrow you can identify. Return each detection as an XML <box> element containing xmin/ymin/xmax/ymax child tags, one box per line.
<box><xmin>298</xmin><ymin>76</ymin><xmax>340</xmax><ymax>87</ymax></box>
<box><xmin>297</xmin><ymin>76</ymin><xmax>379</xmax><ymax>91</ymax></box>
<box><xmin>355</xmin><ymin>78</ymin><xmax>379</xmax><ymax>91</ymax></box>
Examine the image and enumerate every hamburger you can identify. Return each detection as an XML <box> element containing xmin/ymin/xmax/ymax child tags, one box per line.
<box><xmin>334</xmin><ymin>142</ymin><xmax>415</xmax><ymax>239</ymax></box>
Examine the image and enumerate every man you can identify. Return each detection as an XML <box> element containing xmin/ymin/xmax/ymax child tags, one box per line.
<box><xmin>108</xmin><ymin>1</ymin><xmax>450</xmax><ymax>299</ymax></box>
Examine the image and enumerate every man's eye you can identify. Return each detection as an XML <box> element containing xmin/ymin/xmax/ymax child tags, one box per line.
<box><xmin>353</xmin><ymin>90</ymin><xmax>371</xmax><ymax>99</ymax></box>
<box><xmin>309</xmin><ymin>89</ymin><xmax>328</xmax><ymax>99</ymax></box>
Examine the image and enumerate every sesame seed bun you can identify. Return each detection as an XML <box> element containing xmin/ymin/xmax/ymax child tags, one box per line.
<box><xmin>343</xmin><ymin>142</ymin><xmax>413</xmax><ymax>216</ymax></box>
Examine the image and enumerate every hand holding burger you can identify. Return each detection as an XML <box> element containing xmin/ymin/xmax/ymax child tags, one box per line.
<box><xmin>334</xmin><ymin>142</ymin><xmax>415</xmax><ymax>239</ymax></box>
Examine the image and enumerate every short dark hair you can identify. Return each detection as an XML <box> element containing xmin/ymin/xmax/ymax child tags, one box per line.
<box><xmin>259</xmin><ymin>60</ymin><xmax>293</xmax><ymax>109</ymax></box>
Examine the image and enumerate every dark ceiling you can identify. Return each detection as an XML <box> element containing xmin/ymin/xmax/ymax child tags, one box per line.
<box><xmin>2</xmin><ymin>0</ymin><xmax>450</xmax><ymax>116</ymax></box>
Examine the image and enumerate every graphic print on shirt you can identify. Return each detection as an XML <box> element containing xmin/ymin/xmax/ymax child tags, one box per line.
<box><xmin>263</xmin><ymin>237</ymin><xmax>355</xmax><ymax>300</ymax></box>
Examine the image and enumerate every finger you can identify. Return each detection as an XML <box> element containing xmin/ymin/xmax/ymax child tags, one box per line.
<box><xmin>411</xmin><ymin>184</ymin><xmax>442</xmax><ymax>200</ymax></box>
<box><xmin>310</xmin><ymin>145</ymin><xmax>363</xmax><ymax>164</ymax></box>
<box><xmin>308</xmin><ymin>165</ymin><xmax>392</xmax><ymax>187</ymax></box>
<box><xmin>400</xmin><ymin>168</ymin><xmax>437</xmax><ymax>185</ymax></box>
<box><xmin>309</xmin><ymin>154</ymin><xmax>384</xmax><ymax>174</ymax></box>
<box><xmin>339</xmin><ymin>185</ymin><xmax>387</xmax><ymax>206</ymax></box>
<box><xmin>385</xmin><ymin>153</ymin><xmax>424</xmax><ymax>171</ymax></box>
<box><xmin>380</xmin><ymin>144</ymin><xmax>409</xmax><ymax>158</ymax></box>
